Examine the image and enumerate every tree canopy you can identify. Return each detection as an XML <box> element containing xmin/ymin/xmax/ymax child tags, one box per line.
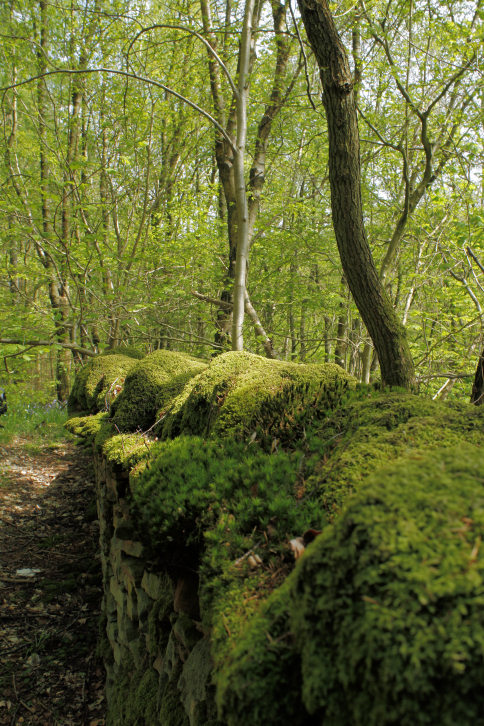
<box><xmin>0</xmin><ymin>0</ymin><xmax>482</xmax><ymax>399</ymax></box>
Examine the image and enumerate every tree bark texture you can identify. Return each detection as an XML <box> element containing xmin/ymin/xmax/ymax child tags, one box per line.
<box><xmin>471</xmin><ymin>348</ymin><xmax>484</xmax><ymax>405</ymax></box>
<box><xmin>297</xmin><ymin>0</ymin><xmax>415</xmax><ymax>388</ymax></box>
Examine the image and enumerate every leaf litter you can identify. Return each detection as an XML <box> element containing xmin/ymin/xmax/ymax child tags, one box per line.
<box><xmin>0</xmin><ymin>437</ymin><xmax>105</xmax><ymax>725</ymax></box>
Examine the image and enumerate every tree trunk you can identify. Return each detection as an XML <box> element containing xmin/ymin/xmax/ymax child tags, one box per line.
<box><xmin>471</xmin><ymin>348</ymin><xmax>484</xmax><ymax>405</ymax></box>
<box><xmin>297</xmin><ymin>0</ymin><xmax>415</xmax><ymax>388</ymax></box>
<box><xmin>38</xmin><ymin>0</ymin><xmax>71</xmax><ymax>401</ymax></box>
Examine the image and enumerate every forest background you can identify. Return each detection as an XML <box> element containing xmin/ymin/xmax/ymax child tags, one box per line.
<box><xmin>0</xmin><ymin>0</ymin><xmax>483</xmax><ymax>404</ymax></box>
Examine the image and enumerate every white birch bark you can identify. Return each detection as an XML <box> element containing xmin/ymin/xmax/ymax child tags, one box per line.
<box><xmin>231</xmin><ymin>0</ymin><xmax>255</xmax><ymax>350</ymax></box>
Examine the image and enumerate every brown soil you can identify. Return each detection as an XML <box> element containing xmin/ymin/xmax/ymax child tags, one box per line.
<box><xmin>0</xmin><ymin>438</ymin><xmax>105</xmax><ymax>725</ymax></box>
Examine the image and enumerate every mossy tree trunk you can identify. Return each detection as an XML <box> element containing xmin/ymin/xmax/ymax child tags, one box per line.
<box><xmin>297</xmin><ymin>0</ymin><xmax>415</xmax><ymax>389</ymax></box>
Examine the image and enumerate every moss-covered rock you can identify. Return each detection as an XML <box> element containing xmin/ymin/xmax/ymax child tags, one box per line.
<box><xmin>111</xmin><ymin>350</ymin><xmax>207</xmax><ymax>433</ymax></box>
<box><xmin>106</xmin><ymin>656</ymin><xmax>189</xmax><ymax>726</ymax></box>
<box><xmin>67</xmin><ymin>347</ymin><xmax>484</xmax><ymax>726</ymax></box>
<box><xmin>102</xmin><ymin>433</ymin><xmax>154</xmax><ymax>471</ymax></box>
<box><xmin>159</xmin><ymin>350</ymin><xmax>354</xmax><ymax>440</ymax></box>
<box><xmin>303</xmin><ymin>390</ymin><xmax>484</xmax><ymax>516</ymax></box>
<box><xmin>65</xmin><ymin>411</ymin><xmax>109</xmax><ymax>443</ymax></box>
<box><xmin>68</xmin><ymin>354</ymin><xmax>137</xmax><ymax>413</ymax></box>
<box><xmin>102</xmin><ymin>345</ymin><xmax>145</xmax><ymax>360</ymax></box>
<box><xmin>214</xmin><ymin>577</ymin><xmax>310</xmax><ymax>726</ymax></box>
<box><xmin>130</xmin><ymin>436</ymin><xmax>320</xmax><ymax>561</ymax></box>
<box><xmin>291</xmin><ymin>444</ymin><xmax>484</xmax><ymax>726</ymax></box>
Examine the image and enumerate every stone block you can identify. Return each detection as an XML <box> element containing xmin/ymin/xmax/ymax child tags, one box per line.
<box><xmin>112</xmin><ymin>641</ymin><xmax>124</xmax><ymax>666</ymax></box>
<box><xmin>163</xmin><ymin>632</ymin><xmax>178</xmax><ymax>680</ymax></box>
<box><xmin>109</xmin><ymin>576</ymin><xmax>125</xmax><ymax>613</ymax></box>
<box><xmin>153</xmin><ymin>653</ymin><xmax>164</xmax><ymax>675</ymax></box>
<box><xmin>136</xmin><ymin>587</ymin><xmax>152</xmax><ymax>624</ymax></box>
<box><xmin>173</xmin><ymin>612</ymin><xmax>202</xmax><ymax>653</ymax></box>
<box><xmin>174</xmin><ymin>573</ymin><xmax>200</xmax><ymax>619</ymax></box>
<box><xmin>178</xmin><ymin>638</ymin><xmax>213</xmax><ymax>726</ymax></box>
<box><xmin>111</xmin><ymin>534</ymin><xmax>144</xmax><ymax>559</ymax></box>
<box><xmin>119</xmin><ymin>557</ymin><xmax>145</xmax><ymax>595</ymax></box>
<box><xmin>105</xmin><ymin>470</ymin><xmax>119</xmax><ymax>502</ymax></box>
<box><xmin>112</xmin><ymin>499</ymin><xmax>136</xmax><ymax>540</ymax></box>
<box><xmin>126</xmin><ymin>590</ymin><xmax>138</xmax><ymax>621</ymax></box>
<box><xmin>106</xmin><ymin>619</ymin><xmax>118</xmax><ymax>646</ymax></box>
<box><xmin>127</xmin><ymin>636</ymin><xmax>145</xmax><ymax>668</ymax></box>
<box><xmin>117</xmin><ymin>612</ymin><xmax>138</xmax><ymax>645</ymax></box>
<box><xmin>103</xmin><ymin>590</ymin><xmax>117</xmax><ymax>618</ymax></box>
<box><xmin>141</xmin><ymin>571</ymin><xmax>173</xmax><ymax>601</ymax></box>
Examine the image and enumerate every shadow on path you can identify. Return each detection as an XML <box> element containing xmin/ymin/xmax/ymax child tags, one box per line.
<box><xmin>0</xmin><ymin>439</ymin><xmax>105</xmax><ymax>725</ymax></box>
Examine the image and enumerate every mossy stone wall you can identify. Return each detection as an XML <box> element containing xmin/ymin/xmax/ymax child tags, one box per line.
<box><xmin>68</xmin><ymin>350</ymin><xmax>484</xmax><ymax>725</ymax></box>
<box><xmin>94</xmin><ymin>452</ymin><xmax>217</xmax><ymax>726</ymax></box>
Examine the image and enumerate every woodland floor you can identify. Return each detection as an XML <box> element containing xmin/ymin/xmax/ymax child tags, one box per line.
<box><xmin>0</xmin><ymin>437</ymin><xmax>105</xmax><ymax>725</ymax></box>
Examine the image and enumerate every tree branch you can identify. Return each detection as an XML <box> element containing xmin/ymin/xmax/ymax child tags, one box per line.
<box><xmin>0</xmin><ymin>339</ymin><xmax>97</xmax><ymax>357</ymax></box>
<box><xmin>0</xmin><ymin>68</ymin><xmax>237</xmax><ymax>153</ymax></box>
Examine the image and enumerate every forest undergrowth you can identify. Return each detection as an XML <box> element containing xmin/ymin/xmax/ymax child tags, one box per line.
<box><xmin>0</xmin><ymin>427</ymin><xmax>105</xmax><ymax>725</ymax></box>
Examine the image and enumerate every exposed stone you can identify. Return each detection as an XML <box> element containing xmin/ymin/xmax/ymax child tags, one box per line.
<box><xmin>178</xmin><ymin>638</ymin><xmax>213</xmax><ymax>726</ymax></box>
<box><xmin>113</xmin><ymin>499</ymin><xmax>132</xmax><ymax>530</ymax></box>
<box><xmin>174</xmin><ymin>574</ymin><xmax>200</xmax><ymax>619</ymax></box>
<box><xmin>106</xmin><ymin>620</ymin><xmax>118</xmax><ymax>646</ymax></box>
<box><xmin>109</xmin><ymin>576</ymin><xmax>125</xmax><ymax>612</ymax></box>
<box><xmin>111</xmin><ymin>534</ymin><xmax>144</xmax><ymax>559</ymax></box>
<box><xmin>136</xmin><ymin>587</ymin><xmax>152</xmax><ymax>623</ymax></box>
<box><xmin>119</xmin><ymin>557</ymin><xmax>145</xmax><ymax>595</ymax></box>
<box><xmin>103</xmin><ymin>590</ymin><xmax>117</xmax><ymax>618</ymax></box>
<box><xmin>112</xmin><ymin>641</ymin><xmax>124</xmax><ymax>666</ymax></box>
<box><xmin>117</xmin><ymin>611</ymin><xmax>138</xmax><ymax>645</ymax></box>
<box><xmin>153</xmin><ymin>654</ymin><xmax>164</xmax><ymax>675</ymax></box>
<box><xmin>172</xmin><ymin>613</ymin><xmax>202</xmax><ymax>654</ymax></box>
<box><xmin>126</xmin><ymin>590</ymin><xmax>138</xmax><ymax>621</ymax></box>
<box><xmin>127</xmin><ymin>636</ymin><xmax>145</xmax><ymax>668</ymax></box>
<box><xmin>163</xmin><ymin>631</ymin><xmax>178</xmax><ymax>680</ymax></box>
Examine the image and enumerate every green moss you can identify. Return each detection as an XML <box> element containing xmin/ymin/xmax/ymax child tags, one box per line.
<box><xmin>158</xmin><ymin>672</ymin><xmax>190</xmax><ymax>726</ymax></box>
<box><xmin>303</xmin><ymin>390</ymin><xmax>484</xmax><ymax>516</ymax></box>
<box><xmin>102</xmin><ymin>433</ymin><xmax>154</xmax><ymax>471</ymax></box>
<box><xmin>68</xmin><ymin>354</ymin><xmax>137</xmax><ymax>413</ymax></box>
<box><xmin>65</xmin><ymin>411</ymin><xmax>108</xmax><ymax>444</ymax></box>
<box><xmin>93</xmin><ymin>418</ymin><xmax>117</xmax><ymax>453</ymax></box>
<box><xmin>146</xmin><ymin>580</ymin><xmax>174</xmax><ymax>655</ymax></box>
<box><xmin>111</xmin><ymin>350</ymin><xmax>207</xmax><ymax>433</ymax></box>
<box><xmin>131</xmin><ymin>436</ymin><xmax>321</xmax><ymax>565</ymax></box>
<box><xmin>107</xmin><ymin>659</ymin><xmax>160</xmax><ymax>726</ymax></box>
<box><xmin>214</xmin><ymin>576</ymin><xmax>309</xmax><ymax>726</ymax></box>
<box><xmin>291</xmin><ymin>444</ymin><xmax>484</xmax><ymax>726</ymax></box>
<box><xmin>160</xmin><ymin>350</ymin><xmax>353</xmax><ymax>440</ymax></box>
<box><xmin>102</xmin><ymin>345</ymin><xmax>145</xmax><ymax>359</ymax></box>
<box><xmin>178</xmin><ymin>638</ymin><xmax>220</xmax><ymax>725</ymax></box>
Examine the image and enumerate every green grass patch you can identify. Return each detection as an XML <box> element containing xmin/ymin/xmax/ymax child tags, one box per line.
<box><xmin>0</xmin><ymin>396</ymin><xmax>68</xmax><ymax>445</ymax></box>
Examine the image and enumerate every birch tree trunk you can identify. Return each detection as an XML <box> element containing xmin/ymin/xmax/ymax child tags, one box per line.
<box><xmin>231</xmin><ymin>0</ymin><xmax>255</xmax><ymax>350</ymax></box>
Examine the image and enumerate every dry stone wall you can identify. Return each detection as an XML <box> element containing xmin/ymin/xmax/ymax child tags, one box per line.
<box><xmin>94</xmin><ymin>450</ymin><xmax>216</xmax><ymax>726</ymax></box>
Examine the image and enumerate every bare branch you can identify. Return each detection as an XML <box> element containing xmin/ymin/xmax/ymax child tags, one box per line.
<box><xmin>0</xmin><ymin>338</ymin><xmax>97</xmax><ymax>356</ymax></box>
<box><xmin>289</xmin><ymin>0</ymin><xmax>316</xmax><ymax>110</ymax></box>
<box><xmin>127</xmin><ymin>24</ymin><xmax>238</xmax><ymax>98</ymax></box>
<box><xmin>0</xmin><ymin>68</ymin><xmax>237</xmax><ymax>153</ymax></box>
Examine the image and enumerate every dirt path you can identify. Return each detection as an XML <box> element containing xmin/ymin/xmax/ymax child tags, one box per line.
<box><xmin>0</xmin><ymin>439</ymin><xmax>105</xmax><ymax>725</ymax></box>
